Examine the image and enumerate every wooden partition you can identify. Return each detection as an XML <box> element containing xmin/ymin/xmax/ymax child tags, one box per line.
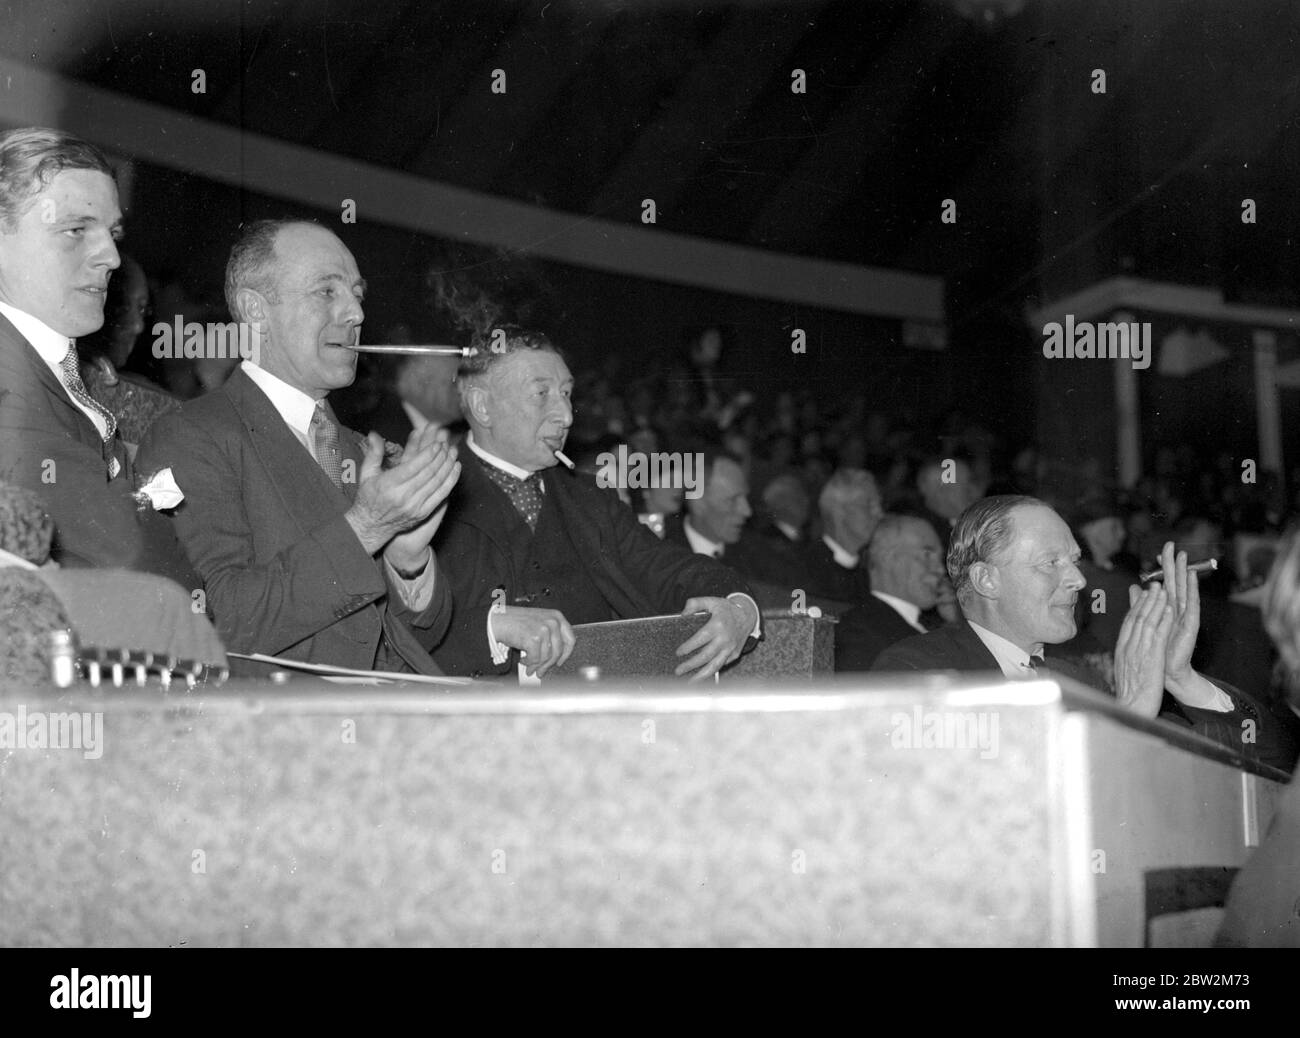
<box><xmin>0</xmin><ymin>675</ymin><xmax>1284</xmax><ymax>946</ymax></box>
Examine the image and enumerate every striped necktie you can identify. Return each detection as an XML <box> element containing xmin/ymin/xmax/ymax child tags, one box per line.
<box><xmin>59</xmin><ymin>345</ymin><xmax>117</xmax><ymax>442</ymax></box>
<box><xmin>309</xmin><ymin>403</ymin><xmax>344</xmax><ymax>489</ymax></box>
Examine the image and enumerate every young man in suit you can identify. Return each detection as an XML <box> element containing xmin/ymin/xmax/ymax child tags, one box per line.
<box><xmin>431</xmin><ymin>327</ymin><xmax>760</xmax><ymax>680</ymax></box>
<box><xmin>835</xmin><ymin>514</ymin><xmax>945</xmax><ymax>672</ymax></box>
<box><xmin>0</xmin><ymin>126</ymin><xmax>195</xmax><ymax>586</ymax></box>
<box><xmin>136</xmin><ymin>220</ymin><xmax>458</xmax><ymax>674</ymax></box>
<box><xmin>874</xmin><ymin>495</ymin><xmax>1264</xmax><ymax>756</ymax></box>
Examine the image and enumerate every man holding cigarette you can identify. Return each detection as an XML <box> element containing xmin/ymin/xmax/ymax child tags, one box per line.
<box><xmin>137</xmin><ymin>220</ymin><xmax>458</xmax><ymax>674</ymax></box>
<box><xmin>430</xmin><ymin>326</ymin><xmax>760</xmax><ymax>680</ymax></box>
<box><xmin>875</xmin><ymin>496</ymin><xmax>1262</xmax><ymax>750</ymax></box>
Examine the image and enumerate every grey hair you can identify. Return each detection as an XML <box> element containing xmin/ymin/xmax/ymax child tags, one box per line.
<box><xmin>947</xmin><ymin>495</ymin><xmax>1046</xmax><ymax>600</ymax></box>
<box><xmin>224</xmin><ymin>218</ymin><xmax>304</xmax><ymax>318</ymax></box>
<box><xmin>817</xmin><ymin>468</ymin><xmax>878</xmax><ymax>522</ymax></box>
<box><xmin>0</xmin><ymin>127</ymin><xmax>115</xmax><ymax>231</ymax></box>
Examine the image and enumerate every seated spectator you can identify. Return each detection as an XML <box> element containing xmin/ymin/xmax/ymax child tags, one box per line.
<box><xmin>77</xmin><ymin>254</ymin><xmax>181</xmax><ymax>451</ymax></box>
<box><xmin>1217</xmin><ymin>526</ymin><xmax>1300</xmax><ymax>947</ymax></box>
<box><xmin>757</xmin><ymin>474</ymin><xmax>809</xmax><ymax>545</ymax></box>
<box><xmin>911</xmin><ymin>455</ymin><xmax>982</xmax><ymax>552</ymax></box>
<box><xmin>836</xmin><ymin>515</ymin><xmax>945</xmax><ymax>671</ymax></box>
<box><xmin>874</xmin><ymin>495</ymin><xmax>1272</xmax><ymax>759</ymax></box>
<box><xmin>797</xmin><ymin>468</ymin><xmax>881</xmax><ymax>607</ymax></box>
<box><xmin>1068</xmin><ymin>493</ymin><xmax>1137</xmax><ymax>653</ymax></box>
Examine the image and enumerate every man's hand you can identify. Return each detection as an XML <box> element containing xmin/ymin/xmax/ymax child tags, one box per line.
<box><xmin>1112</xmin><ymin>583</ymin><xmax>1174</xmax><ymax>718</ymax></box>
<box><xmin>346</xmin><ymin>427</ymin><xmax>460</xmax><ymax>557</ymax></box>
<box><xmin>1148</xmin><ymin>540</ymin><xmax>1201</xmax><ymax>695</ymax></box>
<box><xmin>674</xmin><ymin>595</ymin><xmax>757</xmax><ymax>681</ymax></box>
<box><xmin>492</xmin><ymin>606</ymin><xmax>576</xmax><ymax>678</ymax></box>
<box><xmin>382</xmin><ymin>430</ymin><xmax>460</xmax><ymax>574</ymax></box>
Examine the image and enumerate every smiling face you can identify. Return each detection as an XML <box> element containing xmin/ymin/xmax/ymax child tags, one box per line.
<box><xmin>239</xmin><ymin>223</ymin><xmax>365</xmax><ymax>399</ymax></box>
<box><xmin>0</xmin><ymin>169</ymin><xmax>122</xmax><ymax>337</ymax></box>
<box><xmin>978</xmin><ymin>504</ymin><xmax>1086</xmax><ymax>652</ymax></box>
<box><xmin>873</xmin><ymin>517</ymin><xmax>945</xmax><ymax>610</ymax></box>
<box><xmin>468</xmin><ymin>348</ymin><xmax>574</xmax><ymax>472</ymax></box>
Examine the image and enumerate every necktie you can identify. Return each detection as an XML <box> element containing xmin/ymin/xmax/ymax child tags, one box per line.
<box><xmin>482</xmin><ymin>464</ymin><xmax>544</xmax><ymax>531</ymax></box>
<box><xmin>309</xmin><ymin>403</ymin><xmax>344</xmax><ymax>489</ymax></box>
<box><xmin>59</xmin><ymin>345</ymin><xmax>116</xmax><ymax>442</ymax></box>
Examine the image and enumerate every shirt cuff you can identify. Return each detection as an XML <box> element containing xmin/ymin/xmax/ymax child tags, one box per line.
<box><xmin>486</xmin><ymin>607</ymin><xmax>511</xmax><ymax>665</ymax></box>
<box><xmin>384</xmin><ymin>551</ymin><xmax>435</xmax><ymax>611</ymax></box>
<box><xmin>726</xmin><ymin>592</ymin><xmax>762</xmax><ymax>639</ymax></box>
<box><xmin>1168</xmin><ymin>672</ymin><xmax>1234</xmax><ymax>713</ymax></box>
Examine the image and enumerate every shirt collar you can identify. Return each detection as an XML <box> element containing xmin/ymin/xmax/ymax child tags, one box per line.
<box><xmin>0</xmin><ymin>300</ymin><xmax>74</xmax><ymax>366</ymax></box>
<box><xmin>967</xmin><ymin>620</ymin><xmax>1043</xmax><ymax>680</ymax></box>
<box><xmin>0</xmin><ymin>546</ymin><xmax>38</xmax><ymax>570</ymax></box>
<box><xmin>467</xmin><ymin>432</ymin><xmax>533</xmax><ymax>481</ymax></box>
<box><xmin>683</xmin><ymin>517</ymin><xmax>725</xmax><ymax>558</ymax></box>
<box><xmin>823</xmin><ymin>534</ymin><xmax>860</xmax><ymax>569</ymax></box>
<box><xmin>774</xmin><ymin>520</ymin><xmax>801</xmax><ymax>542</ymax></box>
<box><xmin>240</xmin><ymin>361</ymin><xmax>320</xmax><ymax>440</ymax></box>
<box><xmin>871</xmin><ymin>590</ymin><xmax>925</xmax><ymax>632</ymax></box>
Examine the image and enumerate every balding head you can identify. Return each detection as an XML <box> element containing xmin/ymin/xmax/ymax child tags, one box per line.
<box><xmin>866</xmin><ymin>514</ymin><xmax>945</xmax><ymax>610</ymax></box>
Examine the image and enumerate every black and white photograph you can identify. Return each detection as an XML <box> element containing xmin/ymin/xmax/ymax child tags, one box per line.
<box><xmin>0</xmin><ymin>0</ymin><xmax>1298</xmax><ymax>1005</ymax></box>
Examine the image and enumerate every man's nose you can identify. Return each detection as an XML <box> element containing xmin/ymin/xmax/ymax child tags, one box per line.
<box><xmin>92</xmin><ymin>234</ymin><xmax>120</xmax><ymax>271</ymax></box>
<box><xmin>1063</xmin><ymin>563</ymin><xmax>1086</xmax><ymax>592</ymax></box>
<box><xmin>340</xmin><ymin>294</ymin><xmax>364</xmax><ymax>326</ymax></box>
<box><xmin>551</xmin><ymin>395</ymin><xmax>573</xmax><ymax>427</ymax></box>
<box><xmin>739</xmin><ymin>496</ymin><xmax>752</xmax><ymax>519</ymax></box>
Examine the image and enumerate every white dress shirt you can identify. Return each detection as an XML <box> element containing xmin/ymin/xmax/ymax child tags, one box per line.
<box><xmin>823</xmin><ymin>534</ymin><xmax>860</xmax><ymax>569</ymax></box>
<box><xmin>683</xmin><ymin>517</ymin><xmax>725</xmax><ymax>559</ymax></box>
<box><xmin>968</xmin><ymin>621</ymin><xmax>1042</xmax><ymax>680</ymax></box>
<box><xmin>0</xmin><ymin>300</ymin><xmax>111</xmax><ymax>439</ymax></box>
<box><xmin>871</xmin><ymin>590</ymin><xmax>927</xmax><ymax>634</ymax></box>
<box><xmin>240</xmin><ymin>361</ymin><xmax>434</xmax><ymax>610</ymax></box>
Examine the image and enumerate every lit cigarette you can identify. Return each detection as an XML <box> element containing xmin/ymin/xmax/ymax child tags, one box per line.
<box><xmin>344</xmin><ymin>344</ymin><xmax>471</xmax><ymax>356</ymax></box>
<box><xmin>1139</xmin><ymin>558</ymin><xmax>1218</xmax><ymax>583</ymax></box>
<box><xmin>554</xmin><ymin>449</ymin><xmax>575</xmax><ymax>470</ymax></box>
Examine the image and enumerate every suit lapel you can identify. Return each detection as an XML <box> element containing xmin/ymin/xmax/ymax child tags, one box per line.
<box><xmin>223</xmin><ymin>369</ymin><xmax>355</xmax><ymax>535</ymax></box>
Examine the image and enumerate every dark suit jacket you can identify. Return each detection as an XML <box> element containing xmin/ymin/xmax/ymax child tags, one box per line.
<box><xmin>835</xmin><ymin>594</ymin><xmax>926</xmax><ymax>672</ymax></box>
<box><xmin>798</xmin><ymin>536</ymin><xmax>871</xmax><ymax>607</ymax></box>
<box><xmin>1217</xmin><ymin>758</ymin><xmax>1300</xmax><ymax>947</ymax></box>
<box><xmin>0</xmin><ymin>312</ymin><xmax>197</xmax><ymax>586</ymax></box>
<box><xmin>432</xmin><ymin>450</ymin><xmax>757</xmax><ymax>677</ymax></box>
<box><xmin>874</xmin><ymin>618</ymin><xmax>1268</xmax><ymax>761</ymax></box>
<box><xmin>135</xmin><ymin>368</ymin><xmax>450</xmax><ymax>673</ymax></box>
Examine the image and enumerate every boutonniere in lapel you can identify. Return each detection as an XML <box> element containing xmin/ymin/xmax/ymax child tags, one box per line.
<box><xmin>133</xmin><ymin>467</ymin><xmax>185</xmax><ymax>512</ymax></box>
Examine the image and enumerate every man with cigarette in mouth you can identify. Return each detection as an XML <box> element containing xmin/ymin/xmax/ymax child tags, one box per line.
<box><xmin>137</xmin><ymin>220</ymin><xmax>458</xmax><ymax>674</ymax></box>
<box><xmin>431</xmin><ymin>326</ymin><xmax>761</xmax><ymax>680</ymax></box>
<box><xmin>875</xmin><ymin>495</ymin><xmax>1265</xmax><ymax>751</ymax></box>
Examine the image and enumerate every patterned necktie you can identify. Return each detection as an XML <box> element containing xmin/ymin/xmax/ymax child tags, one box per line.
<box><xmin>482</xmin><ymin>464</ymin><xmax>544</xmax><ymax>531</ymax></box>
<box><xmin>59</xmin><ymin>345</ymin><xmax>117</xmax><ymax>442</ymax></box>
<box><xmin>309</xmin><ymin>403</ymin><xmax>344</xmax><ymax>489</ymax></box>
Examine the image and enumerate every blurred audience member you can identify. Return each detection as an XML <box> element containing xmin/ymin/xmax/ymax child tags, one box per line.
<box><xmin>836</xmin><ymin>515</ymin><xmax>945</xmax><ymax>671</ymax></box>
<box><xmin>798</xmin><ymin>468</ymin><xmax>880</xmax><ymax>607</ymax></box>
<box><xmin>1218</xmin><ymin>525</ymin><xmax>1300</xmax><ymax>947</ymax></box>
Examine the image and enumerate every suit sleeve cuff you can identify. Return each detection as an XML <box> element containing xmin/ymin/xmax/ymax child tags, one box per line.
<box><xmin>384</xmin><ymin>551</ymin><xmax>436</xmax><ymax>611</ymax></box>
<box><xmin>1168</xmin><ymin>672</ymin><xmax>1234</xmax><ymax>713</ymax></box>
<box><xmin>727</xmin><ymin>592</ymin><xmax>762</xmax><ymax>639</ymax></box>
<box><xmin>486</xmin><ymin>608</ymin><xmax>511</xmax><ymax>665</ymax></box>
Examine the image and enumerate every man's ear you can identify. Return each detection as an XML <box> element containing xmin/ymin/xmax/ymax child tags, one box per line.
<box><xmin>969</xmin><ymin>560</ymin><xmax>999</xmax><ymax>600</ymax></box>
<box><xmin>235</xmin><ymin>288</ymin><xmax>268</xmax><ymax>327</ymax></box>
<box><xmin>463</xmin><ymin>383</ymin><xmax>491</xmax><ymax>427</ymax></box>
